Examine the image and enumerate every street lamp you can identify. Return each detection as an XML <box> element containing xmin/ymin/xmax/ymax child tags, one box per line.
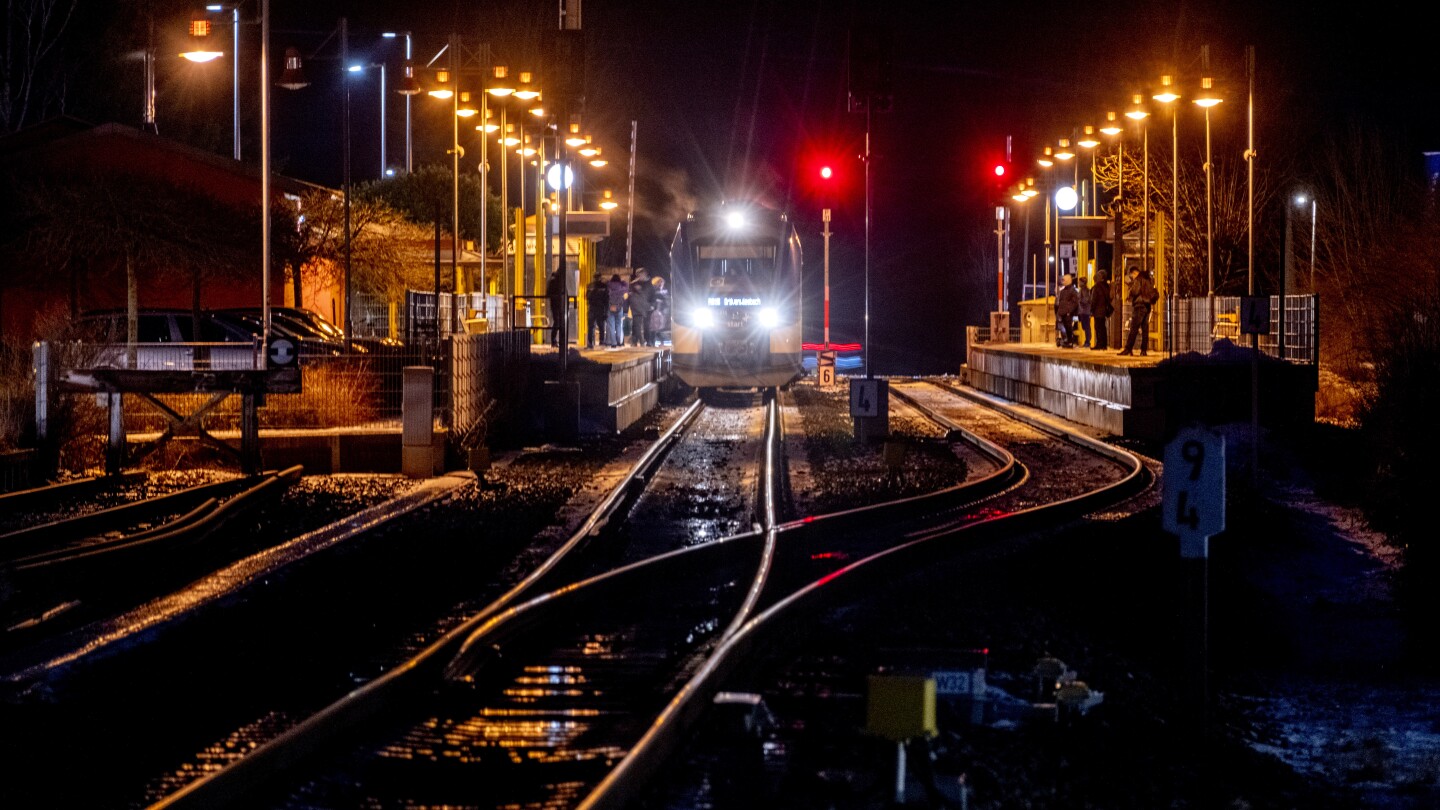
<box><xmin>382</xmin><ymin>32</ymin><xmax>418</xmax><ymax>174</ymax></box>
<box><xmin>1295</xmin><ymin>193</ymin><xmax>1317</xmax><ymax>291</ymax></box>
<box><xmin>1194</xmin><ymin>76</ymin><xmax>1222</xmax><ymax>296</ymax></box>
<box><xmin>1154</xmin><ymin>74</ymin><xmax>1181</xmax><ymax>352</ymax></box>
<box><xmin>348</xmin><ymin>62</ymin><xmax>387</xmax><ymax>179</ymax></box>
<box><xmin>273</xmin><ymin>21</ymin><xmax>354</xmax><ymax>345</ymax></box>
<box><xmin>1037</xmin><ymin>147</ymin><xmax>1056</xmax><ymax>297</ymax></box>
<box><xmin>179</xmin><ymin>0</ymin><xmax>275</xmax><ymax>344</ymax></box>
<box><xmin>1127</xmin><ymin>93</ymin><xmax>1150</xmax><ymax>280</ymax></box>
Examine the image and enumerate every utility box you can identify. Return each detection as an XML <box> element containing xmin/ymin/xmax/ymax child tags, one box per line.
<box><xmin>866</xmin><ymin>674</ymin><xmax>937</xmax><ymax>742</ymax></box>
<box><xmin>401</xmin><ymin>366</ymin><xmax>438</xmax><ymax>478</ymax></box>
<box><xmin>543</xmin><ymin>380</ymin><xmax>580</xmax><ymax>443</ymax></box>
<box><xmin>1020</xmin><ymin>297</ymin><xmax>1056</xmax><ymax>344</ymax></box>
<box><xmin>989</xmin><ymin>311</ymin><xmax>1010</xmax><ymax>344</ymax></box>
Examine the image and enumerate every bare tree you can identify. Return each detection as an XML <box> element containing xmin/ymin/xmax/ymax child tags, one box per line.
<box><xmin>1</xmin><ymin>0</ymin><xmax>80</xmax><ymax>133</ymax></box>
<box><xmin>291</xmin><ymin>189</ymin><xmax>431</xmax><ymax>303</ymax></box>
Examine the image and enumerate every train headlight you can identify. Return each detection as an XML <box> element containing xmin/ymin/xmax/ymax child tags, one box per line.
<box><xmin>692</xmin><ymin>307</ymin><xmax>715</xmax><ymax>329</ymax></box>
<box><xmin>758</xmin><ymin>307</ymin><xmax>780</xmax><ymax>328</ymax></box>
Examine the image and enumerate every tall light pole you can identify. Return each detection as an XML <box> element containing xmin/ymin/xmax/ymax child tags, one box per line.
<box><xmin>1037</xmin><ymin>147</ymin><xmax>1055</xmax><ymax>297</ymax></box>
<box><xmin>1296</xmin><ymin>194</ymin><xmax>1317</xmax><ymax>290</ymax></box>
<box><xmin>347</xmin><ymin>62</ymin><xmax>387</xmax><ymax>179</ymax></box>
<box><xmin>1245</xmin><ymin>45</ymin><xmax>1257</xmax><ymax>297</ymax></box>
<box><xmin>1055</xmin><ymin>138</ymin><xmax>1075</xmax><ymax>280</ymax></box>
<box><xmin>1126</xmin><ymin>94</ymin><xmax>1150</xmax><ymax>280</ymax></box>
<box><xmin>382</xmin><ymin>32</ymin><xmax>416</xmax><ymax>174</ymax></box>
<box><xmin>1195</xmin><ymin>76</ymin><xmax>1222</xmax><ymax>296</ymax></box>
<box><xmin>1154</xmin><ymin>75</ymin><xmax>1180</xmax><ymax>352</ymax></box>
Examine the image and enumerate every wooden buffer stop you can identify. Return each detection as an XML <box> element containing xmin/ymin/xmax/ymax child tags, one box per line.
<box><xmin>35</xmin><ymin>340</ymin><xmax>302</xmax><ymax>476</ymax></box>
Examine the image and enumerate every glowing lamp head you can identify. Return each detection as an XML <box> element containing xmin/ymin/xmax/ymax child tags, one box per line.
<box><xmin>994</xmin><ymin>164</ymin><xmax>1007</xmax><ymax>178</ymax></box>
<box><xmin>820</xmin><ymin>165</ymin><xmax>833</xmax><ymax>180</ymax></box>
<box><xmin>725</xmin><ymin>211</ymin><xmax>748</xmax><ymax>231</ymax></box>
<box><xmin>758</xmin><ymin>307</ymin><xmax>781</xmax><ymax>328</ymax></box>
<box><xmin>692</xmin><ymin>308</ymin><xmax>716</xmax><ymax>329</ymax></box>
<box><xmin>1055</xmin><ymin>185</ymin><xmax>1078</xmax><ymax>212</ymax></box>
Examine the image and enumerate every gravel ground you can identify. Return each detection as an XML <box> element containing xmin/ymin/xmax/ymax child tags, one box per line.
<box><xmin>0</xmin><ymin>470</ymin><xmax>241</xmax><ymax>535</ymax></box>
<box><xmin>786</xmin><ymin>381</ymin><xmax>974</xmax><ymax>518</ymax></box>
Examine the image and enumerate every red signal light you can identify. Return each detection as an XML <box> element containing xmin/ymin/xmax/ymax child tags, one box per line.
<box><xmin>820</xmin><ymin>165</ymin><xmax>834</xmax><ymax>180</ymax></box>
<box><xmin>994</xmin><ymin>163</ymin><xmax>1007</xmax><ymax>178</ymax></box>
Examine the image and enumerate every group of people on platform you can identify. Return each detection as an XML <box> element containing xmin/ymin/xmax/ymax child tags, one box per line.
<box><xmin>1054</xmin><ymin>266</ymin><xmax>1160</xmax><ymax>356</ymax></box>
<box><xmin>583</xmin><ymin>267</ymin><xmax>671</xmax><ymax>349</ymax></box>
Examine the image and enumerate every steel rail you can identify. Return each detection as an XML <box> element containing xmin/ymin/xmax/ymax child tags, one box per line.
<box><xmin>152</xmin><ymin>386</ymin><xmax>1029</xmax><ymax>810</ymax></box>
<box><xmin>149</xmin><ymin>400</ymin><xmax>708</xmax><ymax>810</ymax></box>
<box><xmin>11</xmin><ymin>466</ymin><xmax>304</xmax><ymax>574</ymax></box>
<box><xmin>0</xmin><ymin>471</ymin><xmax>148</xmax><ymax>518</ymax></box>
<box><xmin>1</xmin><ymin>474</ymin><xmax>264</xmax><ymax>561</ymax></box>
<box><xmin>578</xmin><ymin>387</ymin><xmax>1151</xmax><ymax>810</ymax></box>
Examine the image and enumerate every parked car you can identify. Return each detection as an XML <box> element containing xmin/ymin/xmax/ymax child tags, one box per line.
<box><xmin>62</xmin><ymin>309</ymin><xmax>263</xmax><ymax>370</ymax></box>
<box><xmin>217</xmin><ymin>307</ymin><xmax>392</xmax><ymax>354</ymax></box>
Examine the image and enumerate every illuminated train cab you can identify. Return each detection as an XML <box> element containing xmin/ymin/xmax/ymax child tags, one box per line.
<box><xmin>669</xmin><ymin>202</ymin><xmax>803</xmax><ymax>389</ymax></box>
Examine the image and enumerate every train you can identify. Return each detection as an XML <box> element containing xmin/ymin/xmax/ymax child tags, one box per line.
<box><xmin>668</xmin><ymin>201</ymin><xmax>804</xmax><ymax>389</ymax></box>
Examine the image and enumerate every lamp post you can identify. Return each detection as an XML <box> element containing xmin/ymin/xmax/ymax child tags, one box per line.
<box><xmin>347</xmin><ymin>62</ymin><xmax>387</xmax><ymax>179</ymax></box>
<box><xmin>1154</xmin><ymin>74</ymin><xmax>1181</xmax><ymax>352</ymax></box>
<box><xmin>1126</xmin><ymin>94</ymin><xmax>1151</xmax><ymax>284</ymax></box>
<box><xmin>382</xmin><ymin>32</ymin><xmax>416</xmax><ymax>174</ymax></box>
<box><xmin>276</xmin><ymin>21</ymin><xmax>353</xmax><ymax>344</ymax></box>
<box><xmin>1295</xmin><ymin>194</ymin><xmax>1317</xmax><ymax>290</ymax></box>
<box><xmin>1037</xmin><ymin>146</ymin><xmax>1055</xmax><ymax>297</ymax></box>
<box><xmin>182</xmin><ymin>6</ymin><xmax>240</xmax><ymax>159</ymax></box>
<box><xmin>487</xmin><ymin>66</ymin><xmax>517</xmax><ymax>313</ymax></box>
<box><xmin>1194</xmin><ymin>76</ymin><xmax>1222</xmax><ymax>296</ymax></box>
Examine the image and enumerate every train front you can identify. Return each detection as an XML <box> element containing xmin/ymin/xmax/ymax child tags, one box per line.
<box><xmin>669</xmin><ymin>203</ymin><xmax>803</xmax><ymax>389</ymax></box>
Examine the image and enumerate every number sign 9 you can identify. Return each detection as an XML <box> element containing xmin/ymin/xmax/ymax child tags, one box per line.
<box><xmin>1163</xmin><ymin>426</ymin><xmax>1225</xmax><ymax>555</ymax></box>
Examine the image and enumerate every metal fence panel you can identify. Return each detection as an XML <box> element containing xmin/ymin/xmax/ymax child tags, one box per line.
<box><xmin>1167</xmin><ymin>295</ymin><xmax>1318</xmax><ymax>363</ymax></box>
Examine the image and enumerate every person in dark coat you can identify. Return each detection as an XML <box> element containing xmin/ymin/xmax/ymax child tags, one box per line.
<box><xmin>1119</xmin><ymin>266</ymin><xmax>1159</xmax><ymax>356</ymax></box>
<box><xmin>1075</xmin><ymin>273</ymin><xmax>1093</xmax><ymax>348</ymax></box>
<box><xmin>1089</xmin><ymin>268</ymin><xmax>1112</xmax><ymax>350</ymax></box>
<box><xmin>1055</xmin><ymin>272</ymin><xmax>1079</xmax><ymax>348</ymax></box>
<box><xmin>628</xmin><ymin>268</ymin><xmax>653</xmax><ymax>347</ymax></box>
<box><xmin>545</xmin><ymin>270</ymin><xmax>566</xmax><ymax>348</ymax></box>
<box><xmin>586</xmin><ymin>278</ymin><xmax>608</xmax><ymax>347</ymax></box>
<box><xmin>605</xmin><ymin>273</ymin><xmax>629</xmax><ymax>347</ymax></box>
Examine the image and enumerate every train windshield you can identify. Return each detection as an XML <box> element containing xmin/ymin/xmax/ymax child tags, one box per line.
<box><xmin>696</xmin><ymin>244</ymin><xmax>776</xmax><ymax>282</ymax></box>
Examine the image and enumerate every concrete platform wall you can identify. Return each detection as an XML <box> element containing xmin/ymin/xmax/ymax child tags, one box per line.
<box><xmin>966</xmin><ymin>344</ymin><xmax>1316</xmax><ymax>441</ymax></box>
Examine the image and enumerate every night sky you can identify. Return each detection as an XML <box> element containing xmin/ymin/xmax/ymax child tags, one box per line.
<box><xmin>76</xmin><ymin>1</ymin><xmax>1440</xmax><ymax>372</ymax></box>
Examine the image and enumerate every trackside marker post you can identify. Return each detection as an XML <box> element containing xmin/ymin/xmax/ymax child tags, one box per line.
<box><xmin>1163</xmin><ymin>425</ymin><xmax>1224</xmax><ymax>733</ymax></box>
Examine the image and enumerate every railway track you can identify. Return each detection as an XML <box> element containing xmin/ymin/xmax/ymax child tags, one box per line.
<box><xmin>619</xmin><ymin>378</ymin><xmax>1153</xmax><ymax>809</ymax></box>
<box><xmin>149</xmin><ymin>382</ymin><xmax>1099</xmax><ymax>810</ymax></box>
<box><xmin>0</xmin><ymin>467</ymin><xmax>303</xmax><ymax>642</ymax></box>
<box><xmin>144</xmin><ymin>393</ymin><xmax>782</xmax><ymax>809</ymax></box>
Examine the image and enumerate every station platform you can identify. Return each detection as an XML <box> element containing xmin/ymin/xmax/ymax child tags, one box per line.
<box><xmin>964</xmin><ymin>340</ymin><xmax>1317</xmax><ymax>441</ymax></box>
<box><xmin>531</xmin><ymin>344</ymin><xmax>675</xmax><ymax>435</ymax></box>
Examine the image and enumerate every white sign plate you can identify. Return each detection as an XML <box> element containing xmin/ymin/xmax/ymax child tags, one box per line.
<box><xmin>1163</xmin><ymin>426</ymin><xmax>1226</xmax><ymax>556</ymax></box>
<box><xmin>850</xmin><ymin>378</ymin><xmax>880</xmax><ymax>417</ymax></box>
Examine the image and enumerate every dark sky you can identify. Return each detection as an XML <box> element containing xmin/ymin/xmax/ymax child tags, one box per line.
<box><xmin>99</xmin><ymin>1</ymin><xmax>1440</xmax><ymax>372</ymax></box>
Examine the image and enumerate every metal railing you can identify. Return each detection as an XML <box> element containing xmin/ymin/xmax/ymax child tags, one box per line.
<box><xmin>401</xmin><ymin>291</ymin><xmax>509</xmax><ymax>341</ymax></box>
<box><xmin>1167</xmin><ymin>294</ymin><xmax>1318</xmax><ymax>363</ymax></box>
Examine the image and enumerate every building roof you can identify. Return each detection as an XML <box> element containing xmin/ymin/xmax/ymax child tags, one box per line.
<box><xmin>0</xmin><ymin>117</ymin><xmax>329</xmax><ymax>206</ymax></box>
